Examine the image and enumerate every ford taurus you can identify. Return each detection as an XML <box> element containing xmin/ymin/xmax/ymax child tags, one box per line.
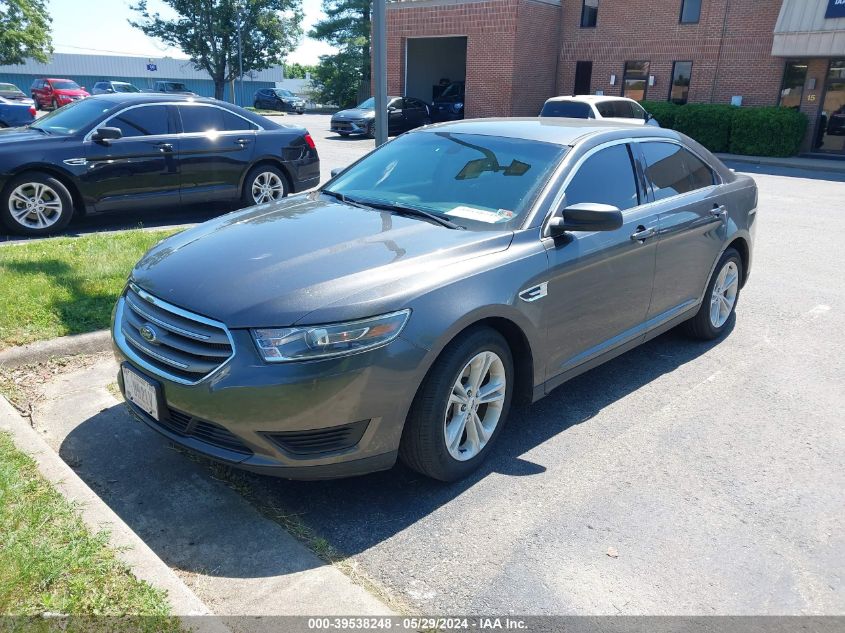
<box><xmin>112</xmin><ymin>118</ymin><xmax>756</xmax><ymax>482</ymax></box>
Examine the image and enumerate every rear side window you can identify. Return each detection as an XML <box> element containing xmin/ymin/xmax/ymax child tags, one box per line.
<box><xmin>597</xmin><ymin>100</ymin><xmax>637</xmax><ymax>119</ymax></box>
<box><xmin>640</xmin><ymin>142</ymin><xmax>715</xmax><ymax>201</ymax></box>
<box><xmin>178</xmin><ymin>106</ymin><xmax>257</xmax><ymax>133</ymax></box>
<box><xmin>540</xmin><ymin>101</ymin><xmax>593</xmax><ymax>118</ymax></box>
<box><xmin>565</xmin><ymin>144</ymin><xmax>639</xmax><ymax>210</ymax></box>
<box><xmin>109</xmin><ymin>105</ymin><xmax>170</xmax><ymax>137</ymax></box>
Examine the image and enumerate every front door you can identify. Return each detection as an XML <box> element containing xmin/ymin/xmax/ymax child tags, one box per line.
<box><xmin>574</xmin><ymin>61</ymin><xmax>592</xmax><ymax>95</ymax></box>
<box><xmin>175</xmin><ymin>104</ymin><xmax>257</xmax><ymax>204</ymax></box>
<box><xmin>83</xmin><ymin>104</ymin><xmax>180</xmax><ymax>212</ymax></box>
<box><xmin>543</xmin><ymin>142</ymin><xmax>658</xmax><ymax>387</ymax></box>
<box><xmin>815</xmin><ymin>59</ymin><xmax>845</xmax><ymax>154</ymax></box>
<box><xmin>636</xmin><ymin>140</ymin><xmax>726</xmax><ymax>324</ymax></box>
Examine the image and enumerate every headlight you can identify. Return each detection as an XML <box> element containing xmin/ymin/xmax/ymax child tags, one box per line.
<box><xmin>252</xmin><ymin>310</ymin><xmax>411</xmax><ymax>362</ymax></box>
<box><xmin>451</xmin><ymin>102</ymin><xmax>463</xmax><ymax>113</ymax></box>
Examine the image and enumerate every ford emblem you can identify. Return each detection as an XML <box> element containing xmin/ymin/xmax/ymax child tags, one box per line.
<box><xmin>139</xmin><ymin>323</ymin><xmax>158</xmax><ymax>343</ymax></box>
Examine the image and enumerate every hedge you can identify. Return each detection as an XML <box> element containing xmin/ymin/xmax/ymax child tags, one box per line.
<box><xmin>728</xmin><ymin>107</ymin><xmax>808</xmax><ymax>157</ymax></box>
<box><xmin>638</xmin><ymin>101</ymin><xmax>808</xmax><ymax>157</ymax></box>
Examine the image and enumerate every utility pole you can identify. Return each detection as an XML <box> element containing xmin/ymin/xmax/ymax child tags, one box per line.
<box><xmin>372</xmin><ymin>0</ymin><xmax>387</xmax><ymax>146</ymax></box>
<box><xmin>237</xmin><ymin>1</ymin><xmax>245</xmax><ymax>106</ymax></box>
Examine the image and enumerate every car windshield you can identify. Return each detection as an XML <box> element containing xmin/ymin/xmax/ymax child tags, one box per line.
<box><xmin>441</xmin><ymin>83</ymin><xmax>464</xmax><ymax>98</ymax></box>
<box><xmin>52</xmin><ymin>80</ymin><xmax>81</xmax><ymax>90</ymax></box>
<box><xmin>0</xmin><ymin>83</ymin><xmax>20</xmax><ymax>92</ymax></box>
<box><xmin>30</xmin><ymin>98</ymin><xmax>111</xmax><ymax>135</ymax></box>
<box><xmin>114</xmin><ymin>83</ymin><xmax>140</xmax><ymax>93</ymax></box>
<box><xmin>325</xmin><ymin>131</ymin><xmax>566</xmax><ymax>230</ymax></box>
<box><xmin>167</xmin><ymin>83</ymin><xmax>187</xmax><ymax>90</ymax></box>
<box><xmin>540</xmin><ymin>101</ymin><xmax>593</xmax><ymax>118</ymax></box>
<box><xmin>274</xmin><ymin>89</ymin><xmax>294</xmax><ymax>97</ymax></box>
<box><xmin>356</xmin><ymin>97</ymin><xmax>375</xmax><ymax>110</ymax></box>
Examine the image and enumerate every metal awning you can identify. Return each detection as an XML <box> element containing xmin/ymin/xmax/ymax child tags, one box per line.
<box><xmin>773</xmin><ymin>0</ymin><xmax>845</xmax><ymax>57</ymax></box>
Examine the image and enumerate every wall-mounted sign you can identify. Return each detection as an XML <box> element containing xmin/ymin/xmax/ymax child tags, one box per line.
<box><xmin>146</xmin><ymin>63</ymin><xmax>157</xmax><ymax>71</ymax></box>
<box><xmin>808</xmin><ymin>93</ymin><xmax>817</xmax><ymax>102</ymax></box>
<box><xmin>825</xmin><ymin>0</ymin><xmax>845</xmax><ymax>19</ymax></box>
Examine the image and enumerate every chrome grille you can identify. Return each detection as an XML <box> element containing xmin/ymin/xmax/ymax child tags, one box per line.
<box><xmin>117</xmin><ymin>283</ymin><xmax>234</xmax><ymax>384</ymax></box>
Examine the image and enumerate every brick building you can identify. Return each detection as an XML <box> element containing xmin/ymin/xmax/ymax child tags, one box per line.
<box><xmin>387</xmin><ymin>0</ymin><xmax>845</xmax><ymax>155</ymax></box>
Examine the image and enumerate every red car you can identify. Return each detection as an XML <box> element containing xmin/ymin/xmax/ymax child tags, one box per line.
<box><xmin>30</xmin><ymin>78</ymin><xmax>89</xmax><ymax>110</ymax></box>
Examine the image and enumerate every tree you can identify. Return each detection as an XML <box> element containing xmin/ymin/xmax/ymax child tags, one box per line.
<box><xmin>284</xmin><ymin>61</ymin><xmax>316</xmax><ymax>79</ymax></box>
<box><xmin>309</xmin><ymin>0</ymin><xmax>370</xmax><ymax>100</ymax></box>
<box><xmin>310</xmin><ymin>48</ymin><xmax>361</xmax><ymax>107</ymax></box>
<box><xmin>0</xmin><ymin>0</ymin><xmax>52</xmax><ymax>66</ymax></box>
<box><xmin>129</xmin><ymin>0</ymin><xmax>303</xmax><ymax>100</ymax></box>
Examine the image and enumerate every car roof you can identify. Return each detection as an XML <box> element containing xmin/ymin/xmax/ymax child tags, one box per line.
<box><xmin>544</xmin><ymin>95</ymin><xmax>637</xmax><ymax>104</ymax></box>
<box><xmin>422</xmin><ymin>117</ymin><xmax>681</xmax><ymax>146</ymax></box>
<box><xmin>85</xmin><ymin>93</ymin><xmax>216</xmax><ymax>105</ymax></box>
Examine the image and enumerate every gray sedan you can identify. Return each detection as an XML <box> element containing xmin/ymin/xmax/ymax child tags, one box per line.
<box><xmin>112</xmin><ymin>118</ymin><xmax>756</xmax><ymax>482</ymax></box>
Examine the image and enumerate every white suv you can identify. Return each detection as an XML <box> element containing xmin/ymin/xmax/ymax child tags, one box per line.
<box><xmin>540</xmin><ymin>95</ymin><xmax>660</xmax><ymax>126</ymax></box>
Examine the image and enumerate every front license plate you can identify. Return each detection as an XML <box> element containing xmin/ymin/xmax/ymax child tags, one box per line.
<box><xmin>123</xmin><ymin>366</ymin><xmax>159</xmax><ymax>421</ymax></box>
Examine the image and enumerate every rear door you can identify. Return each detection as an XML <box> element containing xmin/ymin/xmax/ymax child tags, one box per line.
<box><xmin>404</xmin><ymin>98</ymin><xmax>428</xmax><ymax>128</ymax></box>
<box><xmin>175</xmin><ymin>104</ymin><xmax>258</xmax><ymax>204</ymax></box>
<box><xmin>83</xmin><ymin>103</ymin><xmax>181</xmax><ymax>212</ymax></box>
<box><xmin>542</xmin><ymin>141</ymin><xmax>659</xmax><ymax>387</ymax></box>
<box><xmin>636</xmin><ymin>140</ymin><xmax>725</xmax><ymax>325</ymax></box>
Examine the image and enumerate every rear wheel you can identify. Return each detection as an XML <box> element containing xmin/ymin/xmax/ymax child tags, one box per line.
<box><xmin>682</xmin><ymin>247</ymin><xmax>742</xmax><ymax>340</ymax></box>
<box><xmin>51</xmin><ymin>98</ymin><xmax>58</xmax><ymax>110</ymax></box>
<box><xmin>242</xmin><ymin>165</ymin><xmax>288</xmax><ymax>206</ymax></box>
<box><xmin>1</xmin><ymin>172</ymin><xmax>74</xmax><ymax>236</ymax></box>
<box><xmin>400</xmin><ymin>327</ymin><xmax>513</xmax><ymax>482</ymax></box>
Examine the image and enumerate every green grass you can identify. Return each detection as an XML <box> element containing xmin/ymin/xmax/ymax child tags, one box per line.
<box><xmin>245</xmin><ymin>106</ymin><xmax>284</xmax><ymax>116</ymax></box>
<box><xmin>0</xmin><ymin>229</ymin><xmax>179</xmax><ymax>350</ymax></box>
<box><xmin>0</xmin><ymin>432</ymin><xmax>180</xmax><ymax>626</ymax></box>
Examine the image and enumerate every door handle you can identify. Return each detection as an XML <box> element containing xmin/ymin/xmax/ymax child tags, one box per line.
<box><xmin>236</xmin><ymin>137</ymin><xmax>251</xmax><ymax>146</ymax></box>
<box><xmin>630</xmin><ymin>226</ymin><xmax>656</xmax><ymax>242</ymax></box>
<box><xmin>154</xmin><ymin>142</ymin><xmax>173</xmax><ymax>153</ymax></box>
<box><xmin>711</xmin><ymin>204</ymin><xmax>728</xmax><ymax>219</ymax></box>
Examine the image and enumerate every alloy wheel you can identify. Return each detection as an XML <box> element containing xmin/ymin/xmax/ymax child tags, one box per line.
<box><xmin>7</xmin><ymin>182</ymin><xmax>64</xmax><ymax>230</ymax></box>
<box><xmin>709</xmin><ymin>260</ymin><xmax>739</xmax><ymax>328</ymax></box>
<box><xmin>444</xmin><ymin>350</ymin><xmax>507</xmax><ymax>461</ymax></box>
<box><xmin>251</xmin><ymin>172</ymin><xmax>285</xmax><ymax>204</ymax></box>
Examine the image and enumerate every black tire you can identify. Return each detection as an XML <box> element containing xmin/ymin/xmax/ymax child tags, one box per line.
<box><xmin>682</xmin><ymin>247</ymin><xmax>743</xmax><ymax>340</ymax></box>
<box><xmin>366</xmin><ymin>121</ymin><xmax>375</xmax><ymax>138</ymax></box>
<box><xmin>400</xmin><ymin>327</ymin><xmax>514</xmax><ymax>482</ymax></box>
<box><xmin>51</xmin><ymin>98</ymin><xmax>58</xmax><ymax>110</ymax></box>
<box><xmin>338</xmin><ymin>132</ymin><xmax>350</xmax><ymax>137</ymax></box>
<box><xmin>31</xmin><ymin>95</ymin><xmax>39</xmax><ymax>110</ymax></box>
<box><xmin>253</xmin><ymin>101</ymin><xmax>260</xmax><ymax>109</ymax></box>
<box><xmin>241</xmin><ymin>164</ymin><xmax>288</xmax><ymax>207</ymax></box>
<box><xmin>0</xmin><ymin>171</ymin><xmax>74</xmax><ymax>236</ymax></box>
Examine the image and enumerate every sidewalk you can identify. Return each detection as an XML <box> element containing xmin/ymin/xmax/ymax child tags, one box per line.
<box><xmin>716</xmin><ymin>152</ymin><xmax>845</xmax><ymax>174</ymax></box>
<box><xmin>2</xmin><ymin>355</ymin><xmax>395</xmax><ymax>623</ymax></box>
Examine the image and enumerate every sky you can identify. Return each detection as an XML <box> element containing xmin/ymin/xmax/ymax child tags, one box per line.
<box><xmin>47</xmin><ymin>0</ymin><xmax>337</xmax><ymax>66</ymax></box>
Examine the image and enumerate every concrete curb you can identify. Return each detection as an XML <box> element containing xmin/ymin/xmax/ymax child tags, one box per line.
<box><xmin>0</xmin><ymin>330</ymin><xmax>111</xmax><ymax>368</ymax></box>
<box><xmin>0</xmin><ymin>395</ymin><xmax>230</xmax><ymax>632</ymax></box>
<box><xmin>716</xmin><ymin>153</ymin><xmax>845</xmax><ymax>174</ymax></box>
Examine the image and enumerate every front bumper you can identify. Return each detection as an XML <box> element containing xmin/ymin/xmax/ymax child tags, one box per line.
<box><xmin>330</xmin><ymin>119</ymin><xmax>371</xmax><ymax>135</ymax></box>
<box><xmin>112</xmin><ymin>296</ymin><xmax>427</xmax><ymax>479</ymax></box>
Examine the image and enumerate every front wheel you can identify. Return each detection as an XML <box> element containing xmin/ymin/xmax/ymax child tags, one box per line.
<box><xmin>51</xmin><ymin>98</ymin><xmax>58</xmax><ymax>110</ymax></box>
<box><xmin>242</xmin><ymin>165</ymin><xmax>288</xmax><ymax>206</ymax></box>
<box><xmin>400</xmin><ymin>327</ymin><xmax>513</xmax><ymax>482</ymax></box>
<box><xmin>682</xmin><ymin>247</ymin><xmax>742</xmax><ymax>340</ymax></box>
<box><xmin>0</xmin><ymin>172</ymin><xmax>74</xmax><ymax>236</ymax></box>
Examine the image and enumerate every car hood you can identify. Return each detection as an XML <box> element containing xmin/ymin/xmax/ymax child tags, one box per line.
<box><xmin>0</xmin><ymin>127</ymin><xmax>49</xmax><ymax>143</ymax></box>
<box><xmin>333</xmin><ymin>108</ymin><xmax>375</xmax><ymax>120</ymax></box>
<box><xmin>130</xmin><ymin>195</ymin><xmax>514</xmax><ymax>328</ymax></box>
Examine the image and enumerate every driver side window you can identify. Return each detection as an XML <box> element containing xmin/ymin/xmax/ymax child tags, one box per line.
<box><xmin>564</xmin><ymin>144</ymin><xmax>640</xmax><ymax>211</ymax></box>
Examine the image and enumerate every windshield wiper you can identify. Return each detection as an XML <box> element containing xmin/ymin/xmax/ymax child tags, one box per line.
<box><xmin>354</xmin><ymin>199</ymin><xmax>465</xmax><ymax>230</ymax></box>
<box><xmin>321</xmin><ymin>189</ymin><xmax>371</xmax><ymax>211</ymax></box>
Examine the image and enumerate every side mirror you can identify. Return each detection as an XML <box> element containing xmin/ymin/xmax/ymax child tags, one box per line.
<box><xmin>330</xmin><ymin>167</ymin><xmax>343</xmax><ymax>178</ymax></box>
<box><xmin>546</xmin><ymin>202</ymin><xmax>623</xmax><ymax>236</ymax></box>
<box><xmin>106</xmin><ymin>88</ymin><xmax>114</xmax><ymax>93</ymax></box>
<box><xmin>91</xmin><ymin>126</ymin><xmax>123</xmax><ymax>142</ymax></box>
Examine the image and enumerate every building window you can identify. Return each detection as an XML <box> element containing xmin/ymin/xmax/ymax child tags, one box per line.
<box><xmin>779</xmin><ymin>61</ymin><xmax>808</xmax><ymax>109</ymax></box>
<box><xmin>581</xmin><ymin>0</ymin><xmax>598</xmax><ymax>28</ymax></box>
<box><xmin>622</xmin><ymin>61</ymin><xmax>650</xmax><ymax>100</ymax></box>
<box><xmin>669</xmin><ymin>61</ymin><xmax>692</xmax><ymax>104</ymax></box>
<box><xmin>679</xmin><ymin>0</ymin><xmax>701</xmax><ymax>23</ymax></box>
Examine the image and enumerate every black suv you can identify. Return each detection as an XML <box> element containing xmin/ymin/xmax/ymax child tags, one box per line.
<box><xmin>432</xmin><ymin>81</ymin><xmax>465</xmax><ymax>121</ymax></box>
<box><xmin>254</xmin><ymin>88</ymin><xmax>306</xmax><ymax>114</ymax></box>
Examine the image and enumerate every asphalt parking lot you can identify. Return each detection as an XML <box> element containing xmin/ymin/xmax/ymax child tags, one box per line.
<box><xmin>3</xmin><ymin>114</ymin><xmax>844</xmax><ymax>615</ymax></box>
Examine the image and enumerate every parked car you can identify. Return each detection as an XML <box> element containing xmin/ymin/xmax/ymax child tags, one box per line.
<box><xmin>540</xmin><ymin>95</ymin><xmax>659</xmax><ymax>126</ymax></box>
<box><xmin>0</xmin><ymin>82</ymin><xmax>34</xmax><ymax>107</ymax></box>
<box><xmin>92</xmin><ymin>81</ymin><xmax>141</xmax><ymax>95</ymax></box>
<box><xmin>0</xmin><ymin>94</ymin><xmax>319</xmax><ymax>236</ymax></box>
<box><xmin>330</xmin><ymin>96</ymin><xmax>431</xmax><ymax>137</ymax></box>
<box><xmin>254</xmin><ymin>88</ymin><xmax>306</xmax><ymax>114</ymax></box>
<box><xmin>150</xmin><ymin>81</ymin><xmax>196</xmax><ymax>95</ymax></box>
<box><xmin>111</xmin><ymin>118</ymin><xmax>756</xmax><ymax>482</ymax></box>
<box><xmin>826</xmin><ymin>105</ymin><xmax>845</xmax><ymax>136</ymax></box>
<box><xmin>432</xmin><ymin>81</ymin><xmax>465</xmax><ymax>121</ymax></box>
<box><xmin>0</xmin><ymin>97</ymin><xmax>36</xmax><ymax>127</ymax></box>
<box><xmin>30</xmin><ymin>78</ymin><xmax>89</xmax><ymax>110</ymax></box>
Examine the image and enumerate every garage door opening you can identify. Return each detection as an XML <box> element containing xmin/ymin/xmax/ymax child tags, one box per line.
<box><xmin>405</xmin><ymin>37</ymin><xmax>467</xmax><ymax>103</ymax></box>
